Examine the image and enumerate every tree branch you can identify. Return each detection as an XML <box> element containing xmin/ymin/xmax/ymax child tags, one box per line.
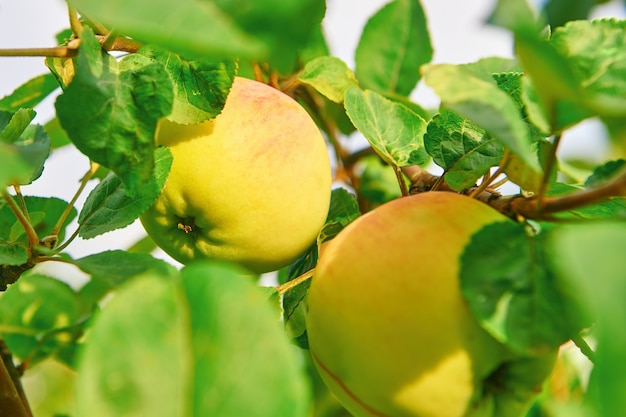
<box><xmin>0</xmin><ymin>340</ymin><xmax>32</xmax><ymax>417</ymax></box>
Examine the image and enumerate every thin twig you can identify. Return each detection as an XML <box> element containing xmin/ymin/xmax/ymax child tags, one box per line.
<box><xmin>67</xmin><ymin>4</ymin><xmax>83</xmax><ymax>36</ymax></box>
<box><xmin>276</xmin><ymin>269</ymin><xmax>315</xmax><ymax>296</ymax></box>
<box><xmin>1</xmin><ymin>191</ymin><xmax>38</xmax><ymax>249</ymax></box>
<box><xmin>11</xmin><ymin>184</ymin><xmax>31</xmax><ymax>225</ymax></box>
<box><xmin>51</xmin><ymin>162</ymin><xmax>99</xmax><ymax>238</ymax></box>
<box><xmin>0</xmin><ymin>47</ymin><xmax>77</xmax><ymax>58</ymax></box>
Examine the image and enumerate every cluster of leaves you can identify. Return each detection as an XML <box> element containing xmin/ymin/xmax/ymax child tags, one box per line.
<box><xmin>0</xmin><ymin>0</ymin><xmax>626</xmax><ymax>416</ymax></box>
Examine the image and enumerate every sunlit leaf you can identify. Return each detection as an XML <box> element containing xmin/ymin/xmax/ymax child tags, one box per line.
<box><xmin>0</xmin><ymin>273</ymin><xmax>86</xmax><ymax>365</ymax></box>
<box><xmin>76</xmin><ymin>262</ymin><xmax>310</xmax><ymax>417</ymax></box>
<box><xmin>0</xmin><ymin>239</ymin><xmax>29</xmax><ymax>266</ymax></box>
<box><xmin>299</xmin><ymin>56</ymin><xmax>358</xmax><ymax>103</ymax></box>
<box><xmin>78</xmin><ymin>147</ymin><xmax>172</xmax><ymax>239</ymax></box>
<box><xmin>139</xmin><ymin>46</ymin><xmax>235</xmax><ymax>124</ymax></box>
<box><xmin>424</xmin><ymin>110</ymin><xmax>504</xmax><ymax>190</ymax></box>
<box><xmin>55</xmin><ymin>28</ymin><xmax>173</xmax><ymax>195</ymax></box>
<box><xmin>0</xmin><ymin>196</ymin><xmax>76</xmax><ymax>245</ymax></box>
<box><xmin>355</xmin><ymin>0</ymin><xmax>432</xmax><ymax>96</ymax></box>
<box><xmin>550</xmin><ymin>222</ymin><xmax>626</xmax><ymax>417</ymax></box>
<box><xmin>0</xmin><ymin>108</ymin><xmax>36</xmax><ymax>144</ymax></box>
<box><xmin>461</xmin><ymin>222</ymin><xmax>588</xmax><ymax>355</ymax></box>
<box><xmin>0</xmin><ymin>73</ymin><xmax>59</xmax><ymax>112</ymax></box>
<box><xmin>422</xmin><ymin>63</ymin><xmax>541</xmax><ymax>174</ymax></box>
<box><xmin>344</xmin><ymin>87</ymin><xmax>427</xmax><ymax>167</ymax></box>
<box><xmin>74</xmin><ymin>250</ymin><xmax>177</xmax><ymax>305</ymax></box>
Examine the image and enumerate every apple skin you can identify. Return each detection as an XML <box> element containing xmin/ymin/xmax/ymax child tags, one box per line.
<box><xmin>306</xmin><ymin>191</ymin><xmax>557</xmax><ymax>417</ymax></box>
<box><xmin>141</xmin><ymin>77</ymin><xmax>332</xmax><ymax>274</ymax></box>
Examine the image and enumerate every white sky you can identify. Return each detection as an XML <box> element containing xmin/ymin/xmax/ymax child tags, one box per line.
<box><xmin>0</xmin><ymin>0</ymin><xmax>624</xmax><ymax>266</ymax></box>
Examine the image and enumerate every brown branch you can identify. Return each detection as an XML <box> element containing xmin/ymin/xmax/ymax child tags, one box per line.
<box><xmin>0</xmin><ymin>340</ymin><xmax>32</xmax><ymax>417</ymax></box>
<box><xmin>403</xmin><ymin>165</ymin><xmax>626</xmax><ymax>221</ymax></box>
<box><xmin>0</xmin><ymin>47</ymin><xmax>77</xmax><ymax>58</ymax></box>
<box><xmin>0</xmin><ymin>34</ymin><xmax>141</xmax><ymax>58</ymax></box>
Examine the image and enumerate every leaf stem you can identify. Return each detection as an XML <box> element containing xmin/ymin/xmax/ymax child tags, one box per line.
<box><xmin>67</xmin><ymin>4</ymin><xmax>83</xmax><ymax>36</ymax></box>
<box><xmin>469</xmin><ymin>151</ymin><xmax>509</xmax><ymax>199</ymax></box>
<box><xmin>52</xmin><ymin>228</ymin><xmax>81</xmax><ymax>254</ymax></box>
<box><xmin>51</xmin><ymin>162</ymin><xmax>99</xmax><ymax>238</ymax></box>
<box><xmin>276</xmin><ymin>268</ymin><xmax>315</xmax><ymax>296</ymax></box>
<box><xmin>11</xmin><ymin>184</ymin><xmax>31</xmax><ymax>224</ymax></box>
<box><xmin>1</xmin><ymin>190</ymin><xmax>39</xmax><ymax>249</ymax></box>
<box><xmin>394</xmin><ymin>166</ymin><xmax>409</xmax><ymax>197</ymax></box>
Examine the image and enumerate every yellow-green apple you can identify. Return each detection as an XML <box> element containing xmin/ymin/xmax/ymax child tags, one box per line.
<box><xmin>141</xmin><ymin>77</ymin><xmax>332</xmax><ymax>274</ymax></box>
<box><xmin>306</xmin><ymin>191</ymin><xmax>557</xmax><ymax>417</ymax></box>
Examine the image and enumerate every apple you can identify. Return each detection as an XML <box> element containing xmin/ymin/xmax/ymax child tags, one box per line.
<box><xmin>306</xmin><ymin>191</ymin><xmax>557</xmax><ymax>417</ymax></box>
<box><xmin>141</xmin><ymin>77</ymin><xmax>332</xmax><ymax>274</ymax></box>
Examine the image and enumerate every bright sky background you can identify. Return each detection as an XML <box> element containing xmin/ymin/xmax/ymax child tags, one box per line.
<box><xmin>0</xmin><ymin>0</ymin><xmax>624</xmax><ymax>273</ymax></box>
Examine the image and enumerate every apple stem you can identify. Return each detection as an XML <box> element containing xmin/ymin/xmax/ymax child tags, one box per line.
<box><xmin>394</xmin><ymin>166</ymin><xmax>410</xmax><ymax>197</ymax></box>
<box><xmin>276</xmin><ymin>268</ymin><xmax>315</xmax><ymax>296</ymax></box>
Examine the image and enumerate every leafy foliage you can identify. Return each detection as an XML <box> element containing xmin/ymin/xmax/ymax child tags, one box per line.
<box><xmin>0</xmin><ymin>0</ymin><xmax>625</xmax><ymax>416</ymax></box>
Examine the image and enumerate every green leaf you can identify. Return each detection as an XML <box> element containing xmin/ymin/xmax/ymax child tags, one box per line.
<box><xmin>67</xmin><ymin>0</ymin><xmax>265</xmax><ymax>60</ymax></box>
<box><xmin>69</xmin><ymin>0</ymin><xmax>324</xmax><ymax>71</ymax></box>
<box><xmin>460</xmin><ymin>57</ymin><xmax>523</xmax><ymax>80</ymax></box>
<box><xmin>543</xmin><ymin>0</ymin><xmax>598</xmax><ymax>28</ymax></box>
<box><xmin>75</xmin><ymin>250</ymin><xmax>176</xmax><ymax>305</ymax></box>
<box><xmin>460</xmin><ymin>222</ymin><xmax>586</xmax><ymax>355</ymax></box>
<box><xmin>12</xmin><ymin>124</ymin><xmax>51</xmax><ymax>184</ymax></box>
<box><xmin>126</xmin><ymin>234</ymin><xmax>158</xmax><ymax>254</ymax></box>
<box><xmin>0</xmin><ymin>239</ymin><xmax>29</xmax><ymax>266</ymax></box>
<box><xmin>210</xmin><ymin>0</ymin><xmax>326</xmax><ymax>72</ymax></box>
<box><xmin>318</xmin><ymin>187</ymin><xmax>361</xmax><ymax>244</ymax></box>
<box><xmin>344</xmin><ymin>87</ymin><xmax>428</xmax><ymax>167</ymax></box>
<box><xmin>55</xmin><ymin>28</ymin><xmax>173</xmax><ymax>195</ymax></box>
<box><xmin>76</xmin><ymin>262</ymin><xmax>310</xmax><ymax>417</ymax></box>
<box><xmin>422</xmin><ymin>63</ymin><xmax>542</xmax><ymax>174</ymax></box>
<box><xmin>357</xmin><ymin>155</ymin><xmax>404</xmax><ymax>205</ymax></box>
<box><xmin>75</xmin><ymin>271</ymin><xmax>187</xmax><ymax>417</ymax></box>
<box><xmin>299</xmin><ymin>56</ymin><xmax>358</xmax><ymax>103</ymax></box>
<box><xmin>139</xmin><ymin>46</ymin><xmax>235</xmax><ymax>124</ymax></box>
<box><xmin>424</xmin><ymin>110</ymin><xmax>504</xmax><ymax>190</ymax></box>
<box><xmin>0</xmin><ymin>273</ymin><xmax>87</xmax><ymax>365</ymax></box>
<box><xmin>0</xmin><ymin>110</ymin><xmax>51</xmax><ymax>185</ymax></box>
<box><xmin>0</xmin><ymin>108</ymin><xmax>36</xmax><ymax>144</ymax></box>
<box><xmin>551</xmin><ymin>19</ymin><xmax>626</xmax><ymax>120</ymax></box>
<box><xmin>0</xmin><ymin>196</ymin><xmax>76</xmax><ymax>245</ymax></box>
<box><xmin>585</xmin><ymin>159</ymin><xmax>626</xmax><ymax>188</ymax></box>
<box><xmin>515</xmin><ymin>34</ymin><xmax>587</xmax><ymax>133</ymax></box>
<box><xmin>488</xmin><ymin>0</ymin><xmax>541</xmax><ymax>34</ymax></box>
<box><xmin>549</xmin><ymin>222</ymin><xmax>626</xmax><ymax>417</ymax></box>
<box><xmin>78</xmin><ymin>146</ymin><xmax>172</xmax><ymax>239</ymax></box>
<box><xmin>0</xmin><ymin>144</ymin><xmax>33</xmax><ymax>188</ymax></box>
<box><xmin>45</xmin><ymin>55</ymin><xmax>75</xmax><ymax>89</ymax></box>
<box><xmin>492</xmin><ymin>72</ymin><xmax>548</xmax><ymax>191</ymax></box>
<box><xmin>0</xmin><ymin>73</ymin><xmax>59</xmax><ymax>112</ymax></box>
<box><xmin>355</xmin><ymin>0</ymin><xmax>432</xmax><ymax>96</ymax></box>
<box><xmin>43</xmin><ymin>117</ymin><xmax>71</xmax><ymax>149</ymax></box>
<box><xmin>182</xmin><ymin>262</ymin><xmax>310</xmax><ymax>416</ymax></box>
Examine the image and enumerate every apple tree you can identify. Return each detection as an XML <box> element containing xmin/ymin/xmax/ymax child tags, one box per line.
<box><xmin>1</xmin><ymin>0</ymin><xmax>625</xmax><ymax>416</ymax></box>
